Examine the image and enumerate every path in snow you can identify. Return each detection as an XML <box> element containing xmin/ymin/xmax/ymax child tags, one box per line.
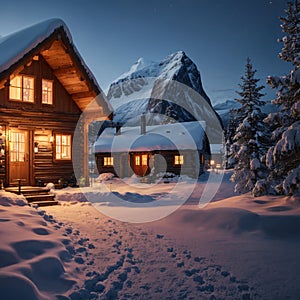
<box><xmin>45</xmin><ymin>202</ymin><xmax>257</xmax><ymax>299</ymax></box>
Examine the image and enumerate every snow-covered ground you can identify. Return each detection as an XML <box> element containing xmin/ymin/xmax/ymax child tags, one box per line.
<box><xmin>1</xmin><ymin>171</ymin><xmax>300</xmax><ymax>299</ymax></box>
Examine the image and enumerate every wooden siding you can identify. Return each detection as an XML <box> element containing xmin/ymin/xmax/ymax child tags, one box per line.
<box><xmin>33</xmin><ymin>130</ymin><xmax>74</xmax><ymax>185</ymax></box>
<box><xmin>96</xmin><ymin>153</ymin><xmax>133</xmax><ymax>178</ymax></box>
<box><xmin>0</xmin><ymin>56</ymin><xmax>82</xmax><ymax>115</ymax></box>
<box><xmin>96</xmin><ymin>150</ymin><xmax>203</xmax><ymax>179</ymax></box>
<box><xmin>0</xmin><ymin>124</ymin><xmax>6</xmax><ymax>186</ymax></box>
<box><xmin>0</xmin><ymin>55</ymin><xmax>81</xmax><ymax>186</ymax></box>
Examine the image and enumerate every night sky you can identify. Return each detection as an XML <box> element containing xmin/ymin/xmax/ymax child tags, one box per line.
<box><xmin>0</xmin><ymin>0</ymin><xmax>289</xmax><ymax>104</ymax></box>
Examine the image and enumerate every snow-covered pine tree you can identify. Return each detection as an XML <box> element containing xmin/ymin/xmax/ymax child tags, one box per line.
<box><xmin>225</xmin><ymin>109</ymin><xmax>238</xmax><ymax>168</ymax></box>
<box><xmin>262</xmin><ymin>0</ymin><xmax>300</xmax><ymax>195</ymax></box>
<box><xmin>230</xmin><ymin>58</ymin><xmax>268</xmax><ymax>194</ymax></box>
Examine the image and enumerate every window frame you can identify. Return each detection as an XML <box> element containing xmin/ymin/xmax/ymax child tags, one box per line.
<box><xmin>9</xmin><ymin>75</ymin><xmax>35</xmax><ymax>103</ymax></box>
<box><xmin>54</xmin><ymin>133</ymin><xmax>72</xmax><ymax>161</ymax></box>
<box><xmin>135</xmin><ymin>155</ymin><xmax>141</xmax><ymax>166</ymax></box>
<box><xmin>9</xmin><ymin>131</ymin><xmax>26</xmax><ymax>162</ymax></box>
<box><xmin>41</xmin><ymin>79</ymin><xmax>54</xmax><ymax>105</ymax></box>
<box><xmin>134</xmin><ymin>154</ymin><xmax>148</xmax><ymax>166</ymax></box>
<box><xmin>174</xmin><ymin>155</ymin><xmax>184</xmax><ymax>165</ymax></box>
<box><xmin>141</xmin><ymin>154</ymin><xmax>148</xmax><ymax>166</ymax></box>
<box><xmin>103</xmin><ymin>156</ymin><xmax>114</xmax><ymax>166</ymax></box>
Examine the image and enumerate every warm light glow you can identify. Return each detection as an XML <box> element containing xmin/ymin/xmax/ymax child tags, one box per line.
<box><xmin>210</xmin><ymin>160</ymin><xmax>215</xmax><ymax>166</ymax></box>
<box><xmin>104</xmin><ymin>156</ymin><xmax>114</xmax><ymax>166</ymax></box>
<box><xmin>174</xmin><ymin>155</ymin><xmax>184</xmax><ymax>165</ymax></box>
<box><xmin>135</xmin><ymin>156</ymin><xmax>140</xmax><ymax>166</ymax></box>
<box><xmin>135</xmin><ymin>155</ymin><xmax>148</xmax><ymax>166</ymax></box>
<box><xmin>49</xmin><ymin>135</ymin><xmax>54</xmax><ymax>143</ymax></box>
<box><xmin>9</xmin><ymin>75</ymin><xmax>34</xmax><ymax>102</ymax></box>
<box><xmin>10</xmin><ymin>131</ymin><xmax>25</xmax><ymax>162</ymax></box>
<box><xmin>142</xmin><ymin>154</ymin><xmax>148</xmax><ymax>166</ymax></box>
<box><xmin>55</xmin><ymin>134</ymin><xmax>71</xmax><ymax>160</ymax></box>
<box><xmin>42</xmin><ymin>79</ymin><xmax>53</xmax><ymax>104</ymax></box>
<box><xmin>9</xmin><ymin>76</ymin><xmax>22</xmax><ymax>100</ymax></box>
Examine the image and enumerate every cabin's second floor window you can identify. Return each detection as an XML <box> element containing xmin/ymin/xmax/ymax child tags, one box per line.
<box><xmin>10</xmin><ymin>75</ymin><xmax>34</xmax><ymax>102</ymax></box>
<box><xmin>42</xmin><ymin>79</ymin><xmax>53</xmax><ymax>104</ymax></box>
<box><xmin>104</xmin><ymin>157</ymin><xmax>114</xmax><ymax>166</ymax></box>
<box><xmin>174</xmin><ymin>155</ymin><xmax>184</xmax><ymax>165</ymax></box>
<box><xmin>55</xmin><ymin>134</ymin><xmax>71</xmax><ymax>160</ymax></box>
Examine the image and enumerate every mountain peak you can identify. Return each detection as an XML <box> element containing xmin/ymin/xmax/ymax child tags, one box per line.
<box><xmin>109</xmin><ymin>51</ymin><xmax>210</xmax><ymax>102</ymax></box>
<box><xmin>165</xmin><ymin>50</ymin><xmax>186</xmax><ymax>61</ymax></box>
<box><xmin>106</xmin><ymin>51</ymin><xmax>219</xmax><ymax>126</ymax></box>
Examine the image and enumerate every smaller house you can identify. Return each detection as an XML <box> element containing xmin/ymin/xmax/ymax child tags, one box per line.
<box><xmin>94</xmin><ymin>119</ymin><xmax>209</xmax><ymax>179</ymax></box>
<box><xmin>209</xmin><ymin>144</ymin><xmax>225</xmax><ymax>169</ymax></box>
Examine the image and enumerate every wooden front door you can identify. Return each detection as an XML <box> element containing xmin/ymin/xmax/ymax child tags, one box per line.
<box><xmin>9</xmin><ymin>129</ymin><xmax>30</xmax><ymax>185</ymax></box>
<box><xmin>132</xmin><ymin>154</ymin><xmax>149</xmax><ymax>177</ymax></box>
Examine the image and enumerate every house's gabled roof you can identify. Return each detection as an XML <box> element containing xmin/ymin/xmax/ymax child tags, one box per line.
<box><xmin>94</xmin><ymin>121</ymin><xmax>206</xmax><ymax>153</ymax></box>
<box><xmin>0</xmin><ymin>18</ymin><xmax>112</xmax><ymax>115</ymax></box>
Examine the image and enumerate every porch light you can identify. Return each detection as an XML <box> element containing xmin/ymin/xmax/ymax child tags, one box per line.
<box><xmin>34</xmin><ymin>142</ymin><xmax>39</xmax><ymax>154</ymax></box>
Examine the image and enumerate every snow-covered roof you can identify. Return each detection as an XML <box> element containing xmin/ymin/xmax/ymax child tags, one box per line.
<box><xmin>0</xmin><ymin>19</ymin><xmax>70</xmax><ymax>74</ymax></box>
<box><xmin>210</xmin><ymin>144</ymin><xmax>225</xmax><ymax>154</ymax></box>
<box><xmin>94</xmin><ymin>121</ymin><xmax>206</xmax><ymax>153</ymax></box>
<box><xmin>0</xmin><ymin>19</ymin><xmax>112</xmax><ymax>114</ymax></box>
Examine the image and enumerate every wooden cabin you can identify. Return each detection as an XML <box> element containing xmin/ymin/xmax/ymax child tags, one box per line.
<box><xmin>94</xmin><ymin>119</ymin><xmax>210</xmax><ymax>179</ymax></box>
<box><xmin>0</xmin><ymin>19</ymin><xmax>111</xmax><ymax>187</ymax></box>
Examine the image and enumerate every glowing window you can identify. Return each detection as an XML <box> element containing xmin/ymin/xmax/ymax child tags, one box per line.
<box><xmin>42</xmin><ymin>79</ymin><xmax>53</xmax><ymax>104</ymax></box>
<box><xmin>174</xmin><ymin>155</ymin><xmax>184</xmax><ymax>165</ymax></box>
<box><xmin>10</xmin><ymin>132</ymin><xmax>25</xmax><ymax>162</ymax></box>
<box><xmin>10</xmin><ymin>75</ymin><xmax>34</xmax><ymax>102</ymax></box>
<box><xmin>9</xmin><ymin>76</ymin><xmax>22</xmax><ymax>100</ymax></box>
<box><xmin>135</xmin><ymin>156</ymin><xmax>140</xmax><ymax>166</ymax></box>
<box><xmin>23</xmin><ymin>76</ymin><xmax>34</xmax><ymax>102</ymax></box>
<box><xmin>142</xmin><ymin>154</ymin><xmax>148</xmax><ymax>166</ymax></box>
<box><xmin>56</xmin><ymin>134</ymin><xmax>71</xmax><ymax>160</ymax></box>
<box><xmin>104</xmin><ymin>157</ymin><xmax>114</xmax><ymax>166</ymax></box>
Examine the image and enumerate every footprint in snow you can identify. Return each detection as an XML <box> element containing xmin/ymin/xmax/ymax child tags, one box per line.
<box><xmin>32</xmin><ymin>227</ymin><xmax>50</xmax><ymax>235</ymax></box>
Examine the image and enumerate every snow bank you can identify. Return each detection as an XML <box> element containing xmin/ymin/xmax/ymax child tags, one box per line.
<box><xmin>1</xmin><ymin>172</ymin><xmax>300</xmax><ymax>299</ymax></box>
<box><xmin>0</xmin><ymin>190</ymin><xmax>27</xmax><ymax>206</ymax></box>
<box><xmin>0</xmin><ymin>190</ymin><xmax>93</xmax><ymax>299</ymax></box>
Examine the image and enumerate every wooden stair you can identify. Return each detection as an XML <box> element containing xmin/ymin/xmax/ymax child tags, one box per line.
<box><xmin>5</xmin><ymin>186</ymin><xmax>59</xmax><ymax>207</ymax></box>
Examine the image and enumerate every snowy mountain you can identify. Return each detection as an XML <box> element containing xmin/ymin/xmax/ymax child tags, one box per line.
<box><xmin>213</xmin><ymin>99</ymin><xmax>279</xmax><ymax>128</ymax></box>
<box><xmin>213</xmin><ymin>100</ymin><xmax>241</xmax><ymax>127</ymax></box>
<box><xmin>107</xmin><ymin>51</ymin><xmax>222</xmax><ymax>134</ymax></box>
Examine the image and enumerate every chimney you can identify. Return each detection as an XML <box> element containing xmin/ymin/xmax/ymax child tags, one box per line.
<box><xmin>115</xmin><ymin>122</ymin><xmax>121</xmax><ymax>135</ymax></box>
<box><xmin>141</xmin><ymin>114</ymin><xmax>146</xmax><ymax>135</ymax></box>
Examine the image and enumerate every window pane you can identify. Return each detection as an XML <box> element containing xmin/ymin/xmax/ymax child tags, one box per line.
<box><xmin>42</xmin><ymin>79</ymin><xmax>53</xmax><ymax>104</ymax></box>
<box><xmin>142</xmin><ymin>155</ymin><xmax>148</xmax><ymax>166</ymax></box>
<box><xmin>56</xmin><ymin>134</ymin><xmax>71</xmax><ymax>160</ymax></box>
<box><xmin>174</xmin><ymin>155</ymin><xmax>184</xmax><ymax>165</ymax></box>
<box><xmin>135</xmin><ymin>156</ymin><xmax>140</xmax><ymax>166</ymax></box>
<box><xmin>23</xmin><ymin>76</ymin><xmax>34</xmax><ymax>102</ymax></box>
<box><xmin>104</xmin><ymin>157</ymin><xmax>113</xmax><ymax>166</ymax></box>
<box><xmin>10</xmin><ymin>132</ymin><xmax>25</xmax><ymax>162</ymax></box>
<box><xmin>9</xmin><ymin>76</ymin><xmax>22</xmax><ymax>100</ymax></box>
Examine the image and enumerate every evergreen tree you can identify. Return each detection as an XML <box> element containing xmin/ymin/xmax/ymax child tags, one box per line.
<box><xmin>225</xmin><ymin>109</ymin><xmax>238</xmax><ymax>168</ymax></box>
<box><xmin>262</xmin><ymin>1</ymin><xmax>300</xmax><ymax>195</ymax></box>
<box><xmin>230</xmin><ymin>58</ymin><xmax>268</xmax><ymax>194</ymax></box>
